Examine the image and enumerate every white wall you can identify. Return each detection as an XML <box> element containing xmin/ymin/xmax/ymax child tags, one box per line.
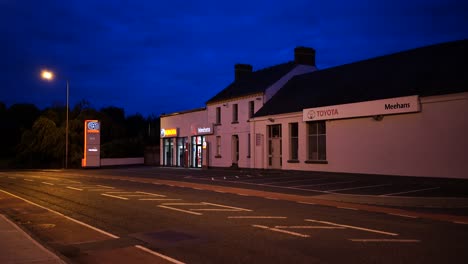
<box><xmin>251</xmin><ymin>92</ymin><xmax>468</xmax><ymax>179</ymax></box>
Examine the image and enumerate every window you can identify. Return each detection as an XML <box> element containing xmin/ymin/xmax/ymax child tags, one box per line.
<box><xmin>307</xmin><ymin>121</ymin><xmax>326</xmax><ymax>161</ymax></box>
<box><xmin>248</xmin><ymin>101</ymin><xmax>255</xmax><ymax>118</ymax></box>
<box><xmin>232</xmin><ymin>103</ymin><xmax>238</xmax><ymax>123</ymax></box>
<box><xmin>216</xmin><ymin>136</ymin><xmax>221</xmax><ymax>157</ymax></box>
<box><xmin>247</xmin><ymin>133</ymin><xmax>251</xmax><ymax>158</ymax></box>
<box><xmin>216</xmin><ymin>107</ymin><xmax>221</xmax><ymax>124</ymax></box>
<box><xmin>289</xmin><ymin>123</ymin><xmax>298</xmax><ymax>161</ymax></box>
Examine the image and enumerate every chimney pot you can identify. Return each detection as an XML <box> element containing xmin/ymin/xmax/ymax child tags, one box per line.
<box><xmin>294</xmin><ymin>47</ymin><xmax>316</xmax><ymax>66</ymax></box>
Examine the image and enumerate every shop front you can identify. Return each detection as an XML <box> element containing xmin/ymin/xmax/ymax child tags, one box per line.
<box><xmin>160</xmin><ymin>128</ymin><xmax>178</xmax><ymax>166</ymax></box>
<box><xmin>190</xmin><ymin>124</ymin><xmax>214</xmax><ymax>168</ymax></box>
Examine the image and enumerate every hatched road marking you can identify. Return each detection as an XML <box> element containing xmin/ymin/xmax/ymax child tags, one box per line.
<box><xmin>305</xmin><ymin>219</ymin><xmax>398</xmax><ymax>236</ymax></box>
<box><xmin>252</xmin><ymin>225</ymin><xmax>310</xmax><ymax>238</ymax></box>
<box><xmin>349</xmin><ymin>239</ymin><xmax>420</xmax><ymax>243</ymax></box>
<box><xmin>380</xmin><ymin>187</ymin><xmax>440</xmax><ymax>196</ymax></box>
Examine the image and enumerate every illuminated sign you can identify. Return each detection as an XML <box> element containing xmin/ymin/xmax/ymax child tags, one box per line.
<box><xmin>82</xmin><ymin>120</ymin><xmax>101</xmax><ymax>168</ymax></box>
<box><xmin>191</xmin><ymin>124</ymin><xmax>213</xmax><ymax>135</ymax></box>
<box><xmin>160</xmin><ymin>128</ymin><xmax>178</xmax><ymax>138</ymax></box>
<box><xmin>303</xmin><ymin>95</ymin><xmax>420</xmax><ymax>121</ymax></box>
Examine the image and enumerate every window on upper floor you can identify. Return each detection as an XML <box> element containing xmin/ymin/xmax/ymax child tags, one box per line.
<box><xmin>232</xmin><ymin>103</ymin><xmax>238</xmax><ymax>123</ymax></box>
<box><xmin>248</xmin><ymin>101</ymin><xmax>255</xmax><ymax>118</ymax></box>
<box><xmin>216</xmin><ymin>107</ymin><xmax>221</xmax><ymax>124</ymax></box>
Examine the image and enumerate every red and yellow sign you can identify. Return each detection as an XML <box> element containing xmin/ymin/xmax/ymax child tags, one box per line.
<box><xmin>160</xmin><ymin>128</ymin><xmax>178</xmax><ymax>138</ymax></box>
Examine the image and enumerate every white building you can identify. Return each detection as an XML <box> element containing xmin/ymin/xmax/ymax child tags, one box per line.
<box><xmin>250</xmin><ymin>40</ymin><xmax>468</xmax><ymax>178</ymax></box>
<box><xmin>160</xmin><ymin>47</ymin><xmax>317</xmax><ymax>168</ymax></box>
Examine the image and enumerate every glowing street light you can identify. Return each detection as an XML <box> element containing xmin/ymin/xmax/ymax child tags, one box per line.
<box><xmin>41</xmin><ymin>69</ymin><xmax>69</xmax><ymax>169</ymax></box>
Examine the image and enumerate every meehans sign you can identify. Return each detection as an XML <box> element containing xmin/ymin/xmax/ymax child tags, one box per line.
<box><xmin>303</xmin><ymin>95</ymin><xmax>420</xmax><ymax>121</ymax></box>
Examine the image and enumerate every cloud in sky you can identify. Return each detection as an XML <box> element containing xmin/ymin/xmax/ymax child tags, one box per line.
<box><xmin>1</xmin><ymin>0</ymin><xmax>467</xmax><ymax>116</ymax></box>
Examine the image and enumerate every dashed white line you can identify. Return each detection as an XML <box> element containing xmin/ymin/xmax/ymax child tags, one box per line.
<box><xmin>41</xmin><ymin>182</ymin><xmax>54</xmax><ymax>186</ymax></box>
<box><xmin>101</xmin><ymin>193</ymin><xmax>129</xmax><ymax>200</ymax></box>
<box><xmin>298</xmin><ymin>202</ymin><xmax>316</xmax><ymax>205</ymax></box>
<box><xmin>66</xmin><ymin>186</ymin><xmax>83</xmax><ymax>191</ymax></box>
<box><xmin>23</xmin><ymin>179</ymin><xmax>34</xmax><ymax>182</ymax></box>
<box><xmin>158</xmin><ymin>205</ymin><xmax>202</xmax><ymax>215</ymax></box>
<box><xmin>135</xmin><ymin>245</ymin><xmax>185</xmax><ymax>264</ymax></box>
<box><xmin>252</xmin><ymin>225</ymin><xmax>310</xmax><ymax>238</ymax></box>
<box><xmin>454</xmin><ymin>221</ymin><xmax>468</xmax><ymax>225</ymax></box>
<box><xmin>228</xmin><ymin>216</ymin><xmax>287</xmax><ymax>219</ymax></box>
<box><xmin>135</xmin><ymin>191</ymin><xmax>166</xmax><ymax>197</ymax></box>
<box><xmin>191</xmin><ymin>209</ymin><xmax>243</xmax><ymax>212</ymax></box>
<box><xmin>96</xmin><ymin>185</ymin><xmax>114</xmax><ymax>189</ymax></box>
<box><xmin>388</xmin><ymin>213</ymin><xmax>418</xmax><ymax>219</ymax></box>
<box><xmin>305</xmin><ymin>219</ymin><xmax>398</xmax><ymax>236</ymax></box>
<box><xmin>380</xmin><ymin>187</ymin><xmax>440</xmax><ymax>196</ymax></box>
<box><xmin>349</xmin><ymin>239</ymin><xmax>420</xmax><ymax>243</ymax></box>
<box><xmin>265</xmin><ymin>197</ymin><xmax>279</xmax><ymax>200</ymax></box>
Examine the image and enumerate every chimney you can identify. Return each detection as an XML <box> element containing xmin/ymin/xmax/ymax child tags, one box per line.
<box><xmin>294</xmin><ymin>47</ymin><xmax>316</xmax><ymax>66</ymax></box>
<box><xmin>234</xmin><ymin>64</ymin><xmax>253</xmax><ymax>80</ymax></box>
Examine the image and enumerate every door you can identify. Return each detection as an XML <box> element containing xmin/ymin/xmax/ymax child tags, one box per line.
<box><xmin>268</xmin><ymin>125</ymin><xmax>282</xmax><ymax>169</ymax></box>
<box><xmin>232</xmin><ymin>135</ymin><xmax>239</xmax><ymax>165</ymax></box>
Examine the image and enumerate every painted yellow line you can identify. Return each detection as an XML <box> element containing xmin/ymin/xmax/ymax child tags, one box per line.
<box><xmin>66</xmin><ymin>186</ymin><xmax>83</xmax><ymax>191</ymax></box>
<box><xmin>202</xmin><ymin>202</ymin><xmax>252</xmax><ymax>211</ymax></box>
<box><xmin>101</xmin><ymin>194</ymin><xmax>129</xmax><ymax>200</ymax></box>
<box><xmin>41</xmin><ymin>182</ymin><xmax>55</xmax><ymax>186</ymax></box>
<box><xmin>349</xmin><ymin>239</ymin><xmax>420</xmax><ymax>243</ymax></box>
<box><xmin>252</xmin><ymin>225</ymin><xmax>310</xmax><ymax>238</ymax></box>
<box><xmin>228</xmin><ymin>216</ymin><xmax>287</xmax><ymax>219</ymax></box>
<box><xmin>135</xmin><ymin>245</ymin><xmax>185</xmax><ymax>264</ymax></box>
<box><xmin>274</xmin><ymin>226</ymin><xmax>345</xmax><ymax>229</ymax></box>
<box><xmin>0</xmin><ymin>189</ymin><xmax>119</xmax><ymax>239</ymax></box>
<box><xmin>305</xmin><ymin>219</ymin><xmax>398</xmax><ymax>236</ymax></box>
<box><xmin>157</xmin><ymin>205</ymin><xmax>202</xmax><ymax>215</ymax></box>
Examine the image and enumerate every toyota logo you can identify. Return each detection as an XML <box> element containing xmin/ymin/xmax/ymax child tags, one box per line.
<box><xmin>307</xmin><ymin>110</ymin><xmax>316</xmax><ymax>120</ymax></box>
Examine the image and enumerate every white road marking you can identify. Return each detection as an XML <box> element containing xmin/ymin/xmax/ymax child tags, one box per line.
<box><xmin>262</xmin><ymin>178</ymin><xmax>325</xmax><ymax>185</ymax></box>
<box><xmin>101</xmin><ymin>194</ymin><xmax>129</xmax><ymax>200</ymax></box>
<box><xmin>136</xmin><ymin>191</ymin><xmax>166</xmax><ymax>197</ymax></box>
<box><xmin>305</xmin><ymin>219</ymin><xmax>398</xmax><ymax>236</ymax></box>
<box><xmin>291</xmin><ymin>180</ymin><xmax>356</xmax><ymax>188</ymax></box>
<box><xmin>41</xmin><ymin>182</ymin><xmax>54</xmax><ymax>186</ymax></box>
<box><xmin>265</xmin><ymin>197</ymin><xmax>279</xmax><ymax>200</ymax></box>
<box><xmin>96</xmin><ymin>185</ymin><xmax>114</xmax><ymax>189</ymax></box>
<box><xmin>328</xmin><ymin>184</ymin><xmax>392</xmax><ymax>192</ymax></box>
<box><xmin>252</xmin><ymin>225</ymin><xmax>310</xmax><ymax>238</ymax></box>
<box><xmin>454</xmin><ymin>221</ymin><xmax>468</xmax><ymax>225</ymax></box>
<box><xmin>214</xmin><ymin>190</ymin><xmax>226</xmax><ymax>193</ymax></box>
<box><xmin>139</xmin><ymin>198</ymin><xmax>182</xmax><ymax>201</ymax></box>
<box><xmin>135</xmin><ymin>245</ymin><xmax>185</xmax><ymax>264</ymax></box>
<box><xmin>349</xmin><ymin>239</ymin><xmax>420</xmax><ymax>243</ymax></box>
<box><xmin>380</xmin><ymin>187</ymin><xmax>440</xmax><ymax>196</ymax></box>
<box><xmin>274</xmin><ymin>226</ymin><xmax>345</xmax><ymax>229</ymax></box>
<box><xmin>388</xmin><ymin>213</ymin><xmax>418</xmax><ymax>219</ymax></box>
<box><xmin>337</xmin><ymin>207</ymin><xmax>358</xmax><ymax>211</ymax></box>
<box><xmin>67</xmin><ymin>180</ymin><xmax>81</xmax><ymax>184</ymax></box>
<box><xmin>237</xmin><ymin>193</ymin><xmax>250</xmax><ymax>196</ymax></box>
<box><xmin>158</xmin><ymin>205</ymin><xmax>202</xmax><ymax>215</ymax></box>
<box><xmin>202</xmin><ymin>202</ymin><xmax>252</xmax><ymax>211</ymax></box>
<box><xmin>0</xmin><ymin>189</ymin><xmax>119</xmax><ymax>239</ymax></box>
<box><xmin>228</xmin><ymin>216</ymin><xmax>287</xmax><ymax>219</ymax></box>
<box><xmin>105</xmin><ymin>192</ymin><xmax>136</xmax><ymax>194</ymax></box>
<box><xmin>66</xmin><ymin>186</ymin><xmax>83</xmax><ymax>191</ymax></box>
<box><xmin>23</xmin><ymin>179</ymin><xmax>34</xmax><ymax>182</ymax></box>
<box><xmin>191</xmin><ymin>209</ymin><xmax>243</xmax><ymax>212</ymax></box>
<box><xmin>162</xmin><ymin>203</ymin><xmax>204</xmax><ymax>206</ymax></box>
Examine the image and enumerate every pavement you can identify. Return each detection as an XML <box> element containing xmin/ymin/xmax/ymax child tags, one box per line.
<box><xmin>0</xmin><ymin>214</ymin><xmax>66</xmax><ymax>264</ymax></box>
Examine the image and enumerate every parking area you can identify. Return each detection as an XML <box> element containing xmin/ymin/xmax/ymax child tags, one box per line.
<box><xmin>163</xmin><ymin>168</ymin><xmax>468</xmax><ymax>198</ymax></box>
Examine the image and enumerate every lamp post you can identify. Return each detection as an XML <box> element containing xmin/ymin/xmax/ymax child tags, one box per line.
<box><xmin>41</xmin><ymin>70</ymin><xmax>69</xmax><ymax>169</ymax></box>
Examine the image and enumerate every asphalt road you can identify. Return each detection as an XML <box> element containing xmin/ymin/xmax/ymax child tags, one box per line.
<box><xmin>1</xmin><ymin>168</ymin><xmax>468</xmax><ymax>264</ymax></box>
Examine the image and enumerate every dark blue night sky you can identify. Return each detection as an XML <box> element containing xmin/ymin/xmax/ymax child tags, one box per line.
<box><xmin>1</xmin><ymin>0</ymin><xmax>467</xmax><ymax>116</ymax></box>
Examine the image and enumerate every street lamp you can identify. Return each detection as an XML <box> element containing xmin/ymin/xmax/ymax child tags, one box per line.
<box><xmin>41</xmin><ymin>70</ymin><xmax>69</xmax><ymax>169</ymax></box>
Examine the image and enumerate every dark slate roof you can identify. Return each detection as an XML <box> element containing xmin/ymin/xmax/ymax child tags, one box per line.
<box><xmin>254</xmin><ymin>39</ymin><xmax>468</xmax><ymax>117</ymax></box>
<box><xmin>206</xmin><ymin>62</ymin><xmax>298</xmax><ymax>104</ymax></box>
